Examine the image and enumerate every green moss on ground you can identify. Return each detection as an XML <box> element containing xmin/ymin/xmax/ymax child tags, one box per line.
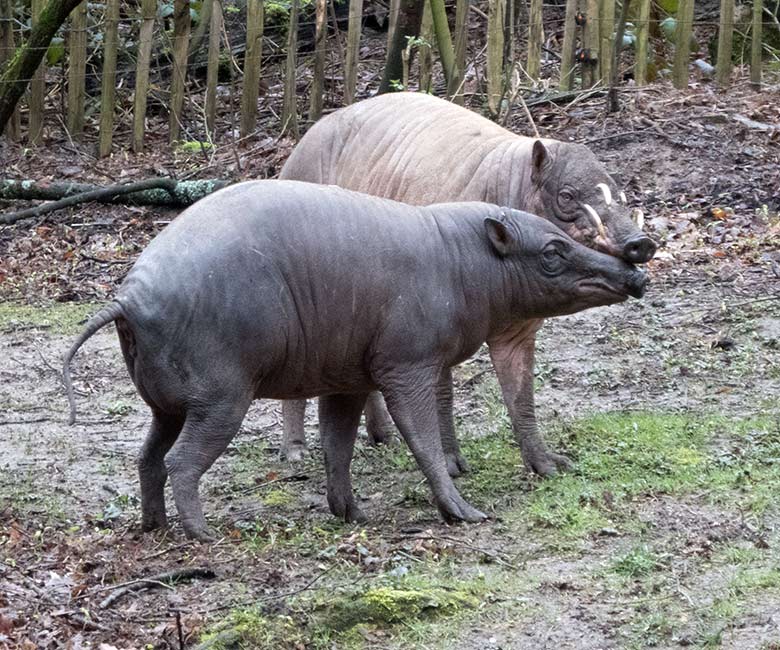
<box><xmin>319</xmin><ymin>584</ymin><xmax>479</xmax><ymax>632</ymax></box>
<box><xmin>0</xmin><ymin>301</ymin><xmax>99</xmax><ymax>335</ymax></box>
<box><xmin>199</xmin><ymin>575</ymin><xmax>483</xmax><ymax>649</ymax></box>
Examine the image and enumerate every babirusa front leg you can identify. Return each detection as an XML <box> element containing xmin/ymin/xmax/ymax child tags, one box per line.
<box><xmin>488</xmin><ymin>326</ymin><xmax>573</xmax><ymax>477</ymax></box>
<box><xmin>380</xmin><ymin>367</ymin><xmax>486</xmax><ymax>523</ymax></box>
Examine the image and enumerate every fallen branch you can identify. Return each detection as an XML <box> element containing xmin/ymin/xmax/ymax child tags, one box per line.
<box><xmin>0</xmin><ymin>178</ymin><xmax>232</xmax><ymax>226</ymax></box>
<box><xmin>97</xmin><ymin>566</ymin><xmax>216</xmax><ymax>609</ymax></box>
<box><xmin>52</xmin><ymin>610</ymin><xmax>111</xmax><ymax>633</ymax></box>
<box><xmin>524</xmin><ymin>88</ymin><xmax>606</xmax><ymax>108</ymax></box>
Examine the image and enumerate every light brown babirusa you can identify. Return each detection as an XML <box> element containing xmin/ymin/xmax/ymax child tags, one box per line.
<box><xmin>278</xmin><ymin>92</ymin><xmax>657</xmax><ymax>476</ymax></box>
<box><xmin>63</xmin><ymin>180</ymin><xmax>646</xmax><ymax>541</ymax></box>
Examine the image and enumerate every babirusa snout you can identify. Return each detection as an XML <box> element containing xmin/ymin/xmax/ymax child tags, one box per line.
<box><xmin>626</xmin><ymin>267</ymin><xmax>648</xmax><ymax>298</ymax></box>
<box><xmin>622</xmin><ymin>234</ymin><xmax>657</xmax><ymax>264</ymax></box>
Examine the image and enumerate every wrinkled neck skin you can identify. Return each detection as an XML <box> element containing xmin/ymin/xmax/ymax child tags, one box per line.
<box><xmin>424</xmin><ymin>205</ymin><xmax>549</xmax><ymax>345</ymax></box>
<box><xmin>476</xmin><ymin>138</ymin><xmax>538</xmax><ymax>210</ymax></box>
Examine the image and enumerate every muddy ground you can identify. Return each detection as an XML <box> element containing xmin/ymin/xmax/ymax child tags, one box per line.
<box><xmin>1</xmin><ymin>74</ymin><xmax>780</xmax><ymax>649</ymax></box>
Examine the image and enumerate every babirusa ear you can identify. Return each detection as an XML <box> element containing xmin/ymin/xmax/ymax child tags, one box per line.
<box><xmin>531</xmin><ymin>140</ymin><xmax>549</xmax><ymax>186</ymax></box>
<box><xmin>485</xmin><ymin>217</ymin><xmax>515</xmax><ymax>256</ymax></box>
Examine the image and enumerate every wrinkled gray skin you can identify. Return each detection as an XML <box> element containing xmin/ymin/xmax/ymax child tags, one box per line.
<box><xmin>279</xmin><ymin>91</ymin><xmax>657</xmax><ymax>476</ymax></box>
<box><xmin>63</xmin><ymin>180</ymin><xmax>646</xmax><ymax>541</ymax></box>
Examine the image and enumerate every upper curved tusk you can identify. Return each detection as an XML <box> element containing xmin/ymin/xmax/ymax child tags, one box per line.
<box><xmin>619</xmin><ymin>191</ymin><xmax>627</xmax><ymax>205</ymax></box>
<box><xmin>596</xmin><ymin>183</ymin><xmax>613</xmax><ymax>206</ymax></box>
<box><xmin>632</xmin><ymin>208</ymin><xmax>645</xmax><ymax>230</ymax></box>
<box><xmin>583</xmin><ymin>203</ymin><xmax>607</xmax><ymax>239</ymax></box>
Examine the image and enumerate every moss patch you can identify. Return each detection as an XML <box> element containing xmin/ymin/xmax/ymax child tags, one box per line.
<box><xmin>197</xmin><ymin>609</ymin><xmax>305</xmax><ymax>650</ymax></box>
<box><xmin>0</xmin><ymin>301</ymin><xmax>100</xmax><ymax>335</ymax></box>
<box><xmin>319</xmin><ymin>584</ymin><xmax>479</xmax><ymax>632</ymax></box>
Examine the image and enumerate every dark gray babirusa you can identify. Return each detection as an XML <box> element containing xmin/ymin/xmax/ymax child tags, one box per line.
<box><xmin>278</xmin><ymin>91</ymin><xmax>657</xmax><ymax>475</ymax></box>
<box><xmin>62</xmin><ymin>180</ymin><xmax>646</xmax><ymax>541</ymax></box>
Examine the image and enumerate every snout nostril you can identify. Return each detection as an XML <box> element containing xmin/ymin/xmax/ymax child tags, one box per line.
<box><xmin>623</xmin><ymin>237</ymin><xmax>657</xmax><ymax>263</ymax></box>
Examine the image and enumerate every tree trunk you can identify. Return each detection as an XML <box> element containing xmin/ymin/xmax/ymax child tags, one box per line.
<box><xmin>716</xmin><ymin>0</ymin><xmax>734</xmax><ymax>87</ymax></box>
<box><xmin>132</xmin><ymin>0</ymin><xmax>156</xmax><ymax>152</ymax></box>
<box><xmin>447</xmin><ymin>0</ymin><xmax>468</xmax><ymax>102</ymax></box>
<box><xmin>308</xmin><ymin>0</ymin><xmax>327</xmax><ymax>119</ymax></box>
<box><xmin>0</xmin><ymin>0</ymin><xmax>20</xmax><ymax>139</ymax></box>
<box><xmin>428</xmin><ymin>0</ymin><xmax>455</xmax><ymax>86</ymax></box>
<box><xmin>672</xmin><ymin>0</ymin><xmax>695</xmax><ymax>89</ymax></box>
<box><xmin>205</xmin><ymin>0</ymin><xmax>223</xmax><ymax>135</ymax></box>
<box><xmin>559</xmin><ymin>0</ymin><xmax>578</xmax><ymax>90</ymax></box>
<box><xmin>487</xmin><ymin>0</ymin><xmax>506</xmax><ymax>117</ymax></box>
<box><xmin>98</xmin><ymin>0</ymin><xmax>120</xmax><ymax>157</ymax></box>
<box><xmin>634</xmin><ymin>0</ymin><xmax>650</xmax><ymax>85</ymax></box>
<box><xmin>344</xmin><ymin>0</ymin><xmax>364</xmax><ymax>103</ymax></box>
<box><xmin>169</xmin><ymin>0</ymin><xmax>191</xmax><ymax>143</ymax></box>
<box><xmin>379</xmin><ymin>0</ymin><xmax>425</xmax><ymax>93</ymax></box>
<box><xmin>750</xmin><ymin>0</ymin><xmax>762</xmax><ymax>87</ymax></box>
<box><xmin>0</xmin><ymin>0</ymin><xmax>83</xmax><ymax>136</ymax></box>
<box><xmin>281</xmin><ymin>0</ymin><xmax>300</xmax><ymax>138</ymax></box>
<box><xmin>239</xmin><ymin>0</ymin><xmax>264</xmax><ymax>137</ymax></box>
<box><xmin>66</xmin><ymin>1</ymin><xmax>87</xmax><ymax>139</ymax></box>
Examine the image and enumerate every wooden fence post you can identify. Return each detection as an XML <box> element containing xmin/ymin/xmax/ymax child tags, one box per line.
<box><xmin>429</xmin><ymin>0</ymin><xmax>455</xmax><ymax>87</ymax></box>
<box><xmin>559</xmin><ymin>0</ymin><xmax>578</xmax><ymax>90</ymax></box>
<box><xmin>240</xmin><ymin>0</ymin><xmax>264</xmax><ymax>137</ymax></box>
<box><xmin>0</xmin><ymin>0</ymin><xmax>20</xmax><ymax>140</ymax></box>
<box><xmin>28</xmin><ymin>0</ymin><xmax>45</xmax><ymax>144</ymax></box>
<box><xmin>599</xmin><ymin>0</ymin><xmax>614</xmax><ymax>85</ymax></box>
<box><xmin>527</xmin><ymin>0</ymin><xmax>543</xmax><ymax>81</ymax></box>
<box><xmin>387</xmin><ymin>0</ymin><xmax>400</xmax><ymax>51</ymax></box>
<box><xmin>419</xmin><ymin>0</ymin><xmax>433</xmax><ymax>92</ymax></box>
<box><xmin>132</xmin><ymin>0</ymin><xmax>155</xmax><ymax>152</ymax></box>
<box><xmin>205</xmin><ymin>0</ymin><xmax>223</xmax><ymax>135</ymax></box>
<box><xmin>487</xmin><ymin>0</ymin><xmax>505</xmax><ymax>117</ymax></box>
<box><xmin>98</xmin><ymin>0</ymin><xmax>119</xmax><ymax>157</ymax></box>
<box><xmin>672</xmin><ymin>0</ymin><xmax>694</xmax><ymax>89</ymax></box>
<box><xmin>582</xmin><ymin>0</ymin><xmax>600</xmax><ymax>86</ymax></box>
<box><xmin>634</xmin><ymin>0</ymin><xmax>650</xmax><ymax>85</ymax></box>
<box><xmin>447</xmin><ymin>0</ymin><xmax>468</xmax><ymax>101</ymax></box>
<box><xmin>751</xmin><ymin>0</ymin><xmax>762</xmax><ymax>87</ymax></box>
<box><xmin>309</xmin><ymin>0</ymin><xmax>327</xmax><ymax>120</ymax></box>
<box><xmin>281</xmin><ymin>0</ymin><xmax>299</xmax><ymax>138</ymax></box>
<box><xmin>715</xmin><ymin>0</ymin><xmax>734</xmax><ymax>87</ymax></box>
<box><xmin>66</xmin><ymin>0</ymin><xmax>87</xmax><ymax>139</ymax></box>
<box><xmin>344</xmin><ymin>0</ymin><xmax>363</xmax><ymax>103</ymax></box>
<box><xmin>169</xmin><ymin>0</ymin><xmax>191</xmax><ymax>144</ymax></box>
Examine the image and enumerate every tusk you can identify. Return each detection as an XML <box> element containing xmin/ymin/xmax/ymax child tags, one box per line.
<box><xmin>619</xmin><ymin>191</ymin><xmax>627</xmax><ymax>205</ymax></box>
<box><xmin>632</xmin><ymin>208</ymin><xmax>645</xmax><ymax>230</ymax></box>
<box><xmin>596</xmin><ymin>183</ymin><xmax>613</xmax><ymax>206</ymax></box>
<box><xmin>583</xmin><ymin>203</ymin><xmax>607</xmax><ymax>238</ymax></box>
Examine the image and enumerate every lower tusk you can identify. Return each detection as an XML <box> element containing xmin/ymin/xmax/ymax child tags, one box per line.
<box><xmin>619</xmin><ymin>191</ymin><xmax>627</xmax><ymax>205</ymax></box>
<box><xmin>583</xmin><ymin>203</ymin><xmax>607</xmax><ymax>239</ymax></box>
<box><xmin>632</xmin><ymin>208</ymin><xmax>645</xmax><ymax>230</ymax></box>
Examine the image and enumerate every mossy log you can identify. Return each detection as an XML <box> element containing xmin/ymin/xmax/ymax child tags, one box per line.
<box><xmin>0</xmin><ymin>178</ymin><xmax>232</xmax><ymax>225</ymax></box>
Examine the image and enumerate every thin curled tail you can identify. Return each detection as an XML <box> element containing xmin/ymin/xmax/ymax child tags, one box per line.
<box><xmin>63</xmin><ymin>301</ymin><xmax>124</xmax><ymax>425</ymax></box>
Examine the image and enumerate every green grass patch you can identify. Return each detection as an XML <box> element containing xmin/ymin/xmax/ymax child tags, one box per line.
<box><xmin>0</xmin><ymin>301</ymin><xmax>100</xmax><ymax>335</ymax></box>
<box><xmin>610</xmin><ymin>545</ymin><xmax>664</xmax><ymax>578</ymax></box>
<box><xmin>452</xmin><ymin>411</ymin><xmax>780</xmax><ymax>541</ymax></box>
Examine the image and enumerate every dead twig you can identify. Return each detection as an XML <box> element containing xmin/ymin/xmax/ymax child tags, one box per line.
<box><xmin>85</xmin><ymin>566</ymin><xmax>216</xmax><ymax>609</ymax></box>
<box><xmin>238</xmin><ymin>472</ymin><xmax>309</xmax><ymax>496</ymax></box>
<box><xmin>397</xmin><ymin>533</ymin><xmax>517</xmax><ymax>569</ymax></box>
